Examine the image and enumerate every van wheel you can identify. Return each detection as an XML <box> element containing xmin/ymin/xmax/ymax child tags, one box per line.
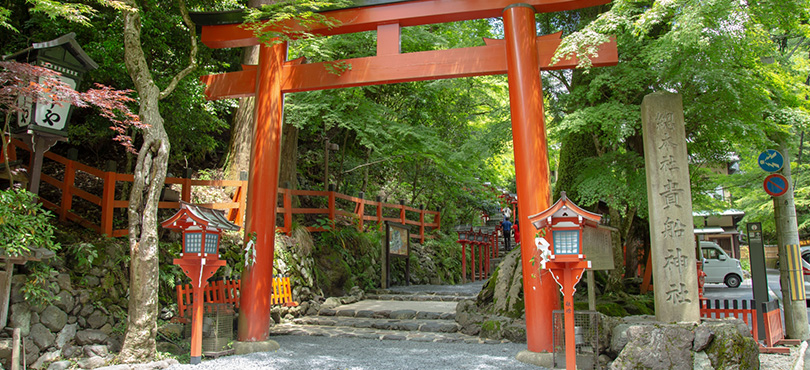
<box><xmin>724</xmin><ymin>274</ymin><xmax>741</xmax><ymax>288</ymax></box>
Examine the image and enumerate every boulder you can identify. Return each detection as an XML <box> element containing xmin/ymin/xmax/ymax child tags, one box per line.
<box><xmin>47</xmin><ymin>360</ymin><xmax>72</xmax><ymax>370</ymax></box>
<box><xmin>30</xmin><ymin>349</ymin><xmax>60</xmax><ymax>370</ymax></box>
<box><xmin>610</xmin><ymin>324</ymin><xmax>696</xmax><ymax>370</ymax></box>
<box><xmin>53</xmin><ymin>291</ymin><xmax>74</xmax><ymax>314</ymax></box>
<box><xmin>29</xmin><ymin>323</ymin><xmax>56</xmax><ymax>349</ymax></box>
<box><xmin>61</xmin><ymin>344</ymin><xmax>80</xmax><ymax>358</ymax></box>
<box><xmin>75</xmin><ymin>330</ymin><xmax>108</xmax><ymax>345</ymax></box>
<box><xmin>83</xmin><ymin>344</ymin><xmax>109</xmax><ymax>358</ymax></box>
<box><xmin>0</xmin><ymin>338</ymin><xmax>12</xmax><ymax>360</ymax></box>
<box><xmin>702</xmin><ymin>319</ymin><xmax>759</xmax><ymax>369</ymax></box>
<box><xmin>157</xmin><ymin>323</ymin><xmax>184</xmax><ymax>339</ymax></box>
<box><xmin>55</xmin><ymin>274</ymin><xmax>73</xmax><ymax>293</ymax></box>
<box><xmin>55</xmin><ymin>323</ymin><xmax>77</xmax><ymax>349</ymax></box>
<box><xmin>87</xmin><ymin>310</ymin><xmax>108</xmax><ymax>329</ymax></box>
<box><xmin>77</xmin><ymin>356</ymin><xmax>109</xmax><ymax>370</ymax></box>
<box><xmin>40</xmin><ymin>306</ymin><xmax>68</xmax><ymax>332</ymax></box>
<box><xmin>9</xmin><ymin>302</ymin><xmax>32</xmax><ymax>336</ymax></box>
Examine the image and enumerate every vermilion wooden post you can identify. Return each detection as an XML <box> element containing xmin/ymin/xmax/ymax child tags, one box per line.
<box><xmin>503</xmin><ymin>3</ymin><xmax>557</xmax><ymax>352</ymax></box>
<box><xmin>182</xmin><ymin>168</ymin><xmax>192</xmax><ymax>202</ymax></box>
<box><xmin>419</xmin><ymin>205</ymin><xmax>425</xmax><ymax>243</ymax></box>
<box><xmin>460</xmin><ymin>240</ymin><xmax>467</xmax><ymax>282</ymax></box>
<box><xmin>239</xmin><ymin>41</ymin><xmax>286</xmax><ymax>342</ymax></box>
<box><xmin>470</xmin><ymin>237</ymin><xmax>476</xmax><ymax>282</ymax></box>
<box><xmin>376</xmin><ymin>196</ymin><xmax>383</xmax><ymax>231</ymax></box>
<box><xmin>434</xmin><ymin>211</ymin><xmax>441</xmax><ymax>231</ymax></box>
<box><xmin>60</xmin><ymin>152</ymin><xmax>76</xmax><ymax>222</ymax></box>
<box><xmin>100</xmin><ymin>161</ymin><xmax>116</xmax><ymax>237</ymax></box>
<box><xmin>357</xmin><ymin>192</ymin><xmax>365</xmax><ymax>231</ymax></box>
<box><xmin>328</xmin><ymin>186</ymin><xmax>336</xmax><ymax>223</ymax></box>
<box><xmin>399</xmin><ymin>199</ymin><xmax>406</xmax><ymax>224</ymax></box>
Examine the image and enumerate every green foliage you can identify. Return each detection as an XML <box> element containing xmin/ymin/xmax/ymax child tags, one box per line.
<box><xmin>243</xmin><ymin>0</ymin><xmax>353</xmax><ymax>46</ymax></box>
<box><xmin>68</xmin><ymin>243</ymin><xmax>98</xmax><ymax>270</ymax></box>
<box><xmin>21</xmin><ymin>262</ymin><xmax>59</xmax><ymax>308</ymax></box>
<box><xmin>0</xmin><ymin>188</ymin><xmax>60</xmax><ymax>257</ymax></box>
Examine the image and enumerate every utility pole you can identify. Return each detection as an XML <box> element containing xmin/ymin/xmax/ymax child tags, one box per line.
<box><xmin>774</xmin><ymin>143</ymin><xmax>810</xmax><ymax>340</ymax></box>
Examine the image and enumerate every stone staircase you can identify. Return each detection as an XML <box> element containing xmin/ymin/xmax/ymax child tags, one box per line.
<box><xmin>268</xmin><ymin>287</ymin><xmax>506</xmax><ymax>344</ymax></box>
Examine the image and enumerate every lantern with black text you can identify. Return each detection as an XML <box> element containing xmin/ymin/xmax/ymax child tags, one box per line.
<box><xmin>161</xmin><ymin>202</ymin><xmax>240</xmax><ymax>365</ymax></box>
<box><xmin>4</xmin><ymin>33</ymin><xmax>98</xmax><ymax>194</ymax></box>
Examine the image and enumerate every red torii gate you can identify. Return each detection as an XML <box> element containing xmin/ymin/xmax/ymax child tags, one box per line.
<box><xmin>195</xmin><ymin>0</ymin><xmax>617</xmax><ymax>353</ymax></box>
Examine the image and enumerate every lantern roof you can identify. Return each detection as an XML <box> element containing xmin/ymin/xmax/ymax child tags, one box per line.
<box><xmin>528</xmin><ymin>192</ymin><xmax>601</xmax><ymax>230</ymax></box>
<box><xmin>4</xmin><ymin>32</ymin><xmax>98</xmax><ymax>72</ymax></box>
<box><xmin>161</xmin><ymin>202</ymin><xmax>241</xmax><ymax>232</ymax></box>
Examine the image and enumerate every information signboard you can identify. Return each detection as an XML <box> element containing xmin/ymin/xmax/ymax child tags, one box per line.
<box><xmin>382</xmin><ymin>222</ymin><xmax>410</xmax><ymax>288</ymax></box>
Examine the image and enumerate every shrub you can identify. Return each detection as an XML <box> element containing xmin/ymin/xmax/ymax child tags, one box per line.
<box><xmin>0</xmin><ymin>187</ymin><xmax>60</xmax><ymax>256</ymax></box>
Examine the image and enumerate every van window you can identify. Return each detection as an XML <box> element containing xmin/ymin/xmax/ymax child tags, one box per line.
<box><xmin>702</xmin><ymin>248</ymin><xmax>720</xmax><ymax>260</ymax></box>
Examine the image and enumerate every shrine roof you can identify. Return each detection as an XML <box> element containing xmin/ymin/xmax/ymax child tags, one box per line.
<box><xmin>3</xmin><ymin>32</ymin><xmax>98</xmax><ymax>70</ymax></box>
<box><xmin>161</xmin><ymin>201</ymin><xmax>241</xmax><ymax>232</ymax></box>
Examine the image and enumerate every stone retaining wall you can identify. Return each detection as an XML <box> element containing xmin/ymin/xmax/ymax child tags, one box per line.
<box><xmin>2</xmin><ymin>269</ymin><xmax>127</xmax><ymax>370</ymax></box>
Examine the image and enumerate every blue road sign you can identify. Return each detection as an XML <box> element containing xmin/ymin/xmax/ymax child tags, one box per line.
<box><xmin>758</xmin><ymin>149</ymin><xmax>784</xmax><ymax>172</ymax></box>
<box><xmin>763</xmin><ymin>173</ymin><xmax>789</xmax><ymax>197</ymax></box>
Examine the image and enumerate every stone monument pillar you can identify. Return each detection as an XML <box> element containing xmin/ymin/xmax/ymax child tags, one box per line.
<box><xmin>641</xmin><ymin>92</ymin><xmax>700</xmax><ymax>323</ymax></box>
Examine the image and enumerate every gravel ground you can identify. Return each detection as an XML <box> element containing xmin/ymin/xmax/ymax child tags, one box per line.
<box><xmin>162</xmin><ymin>335</ymin><xmax>805</xmax><ymax>370</ymax></box>
<box><xmin>165</xmin><ymin>335</ymin><xmax>543</xmax><ymax>370</ymax></box>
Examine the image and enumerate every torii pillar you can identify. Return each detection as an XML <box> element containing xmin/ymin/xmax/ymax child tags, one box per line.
<box><xmin>193</xmin><ymin>0</ymin><xmax>617</xmax><ymax>353</ymax></box>
<box><xmin>503</xmin><ymin>4</ymin><xmax>557</xmax><ymax>353</ymax></box>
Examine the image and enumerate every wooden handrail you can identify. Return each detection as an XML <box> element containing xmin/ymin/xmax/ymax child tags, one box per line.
<box><xmin>6</xmin><ymin>138</ymin><xmax>441</xmax><ymax>241</ymax></box>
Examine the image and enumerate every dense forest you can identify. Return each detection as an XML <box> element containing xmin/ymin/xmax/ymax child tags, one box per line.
<box><xmin>2</xmin><ymin>0</ymin><xmax>810</xmax><ymax>363</ymax></box>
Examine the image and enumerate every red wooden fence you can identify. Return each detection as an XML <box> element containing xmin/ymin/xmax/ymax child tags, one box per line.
<box><xmin>174</xmin><ymin>276</ymin><xmax>295</xmax><ymax>323</ymax></box>
<box><xmin>2</xmin><ymin>138</ymin><xmax>440</xmax><ymax>241</ymax></box>
<box><xmin>699</xmin><ymin>299</ymin><xmax>759</xmax><ymax>340</ymax></box>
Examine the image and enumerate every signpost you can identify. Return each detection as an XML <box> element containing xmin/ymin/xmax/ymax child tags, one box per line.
<box><xmin>758</xmin><ymin>149</ymin><xmax>784</xmax><ymax>173</ymax></box>
<box><xmin>763</xmin><ymin>173</ymin><xmax>789</xmax><ymax>197</ymax></box>
<box><xmin>746</xmin><ymin>222</ymin><xmax>767</xmax><ymax>340</ymax></box>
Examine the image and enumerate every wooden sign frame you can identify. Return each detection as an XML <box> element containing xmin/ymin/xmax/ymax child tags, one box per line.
<box><xmin>382</xmin><ymin>221</ymin><xmax>410</xmax><ymax>288</ymax></box>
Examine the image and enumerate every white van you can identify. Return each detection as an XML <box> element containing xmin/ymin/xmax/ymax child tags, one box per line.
<box><xmin>700</xmin><ymin>241</ymin><xmax>744</xmax><ymax>288</ymax></box>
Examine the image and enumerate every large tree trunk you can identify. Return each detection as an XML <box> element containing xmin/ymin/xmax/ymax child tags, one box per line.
<box><xmin>279</xmin><ymin>122</ymin><xmax>299</xmax><ymax>190</ymax></box>
<box><xmin>118</xmin><ymin>0</ymin><xmax>196</xmax><ymax>362</ymax></box>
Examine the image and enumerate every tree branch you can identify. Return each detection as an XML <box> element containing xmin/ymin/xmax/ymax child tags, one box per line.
<box><xmin>342</xmin><ymin>155</ymin><xmax>403</xmax><ymax>174</ymax></box>
<box><xmin>159</xmin><ymin>0</ymin><xmax>197</xmax><ymax>100</ymax></box>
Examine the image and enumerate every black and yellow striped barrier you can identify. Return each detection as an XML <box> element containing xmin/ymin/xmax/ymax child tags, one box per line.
<box><xmin>786</xmin><ymin>244</ymin><xmax>806</xmax><ymax>301</ymax></box>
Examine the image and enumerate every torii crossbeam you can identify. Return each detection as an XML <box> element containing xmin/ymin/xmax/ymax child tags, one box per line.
<box><xmin>195</xmin><ymin>0</ymin><xmax>618</xmax><ymax>354</ymax></box>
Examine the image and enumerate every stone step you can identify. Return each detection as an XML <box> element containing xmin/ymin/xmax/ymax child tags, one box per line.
<box><xmin>365</xmin><ymin>293</ymin><xmax>472</xmax><ymax>302</ymax></box>
<box><xmin>319</xmin><ymin>301</ymin><xmax>457</xmax><ymax>320</ymax></box>
<box><xmin>268</xmin><ymin>323</ymin><xmax>508</xmax><ymax>344</ymax></box>
<box><xmin>294</xmin><ymin>315</ymin><xmax>461</xmax><ymax>333</ymax></box>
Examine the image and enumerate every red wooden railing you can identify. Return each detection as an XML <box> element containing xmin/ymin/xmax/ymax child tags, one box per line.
<box><xmin>174</xmin><ymin>276</ymin><xmax>295</xmax><ymax>323</ymax></box>
<box><xmin>2</xmin><ymin>138</ymin><xmax>440</xmax><ymax>241</ymax></box>
<box><xmin>699</xmin><ymin>299</ymin><xmax>758</xmax><ymax>340</ymax></box>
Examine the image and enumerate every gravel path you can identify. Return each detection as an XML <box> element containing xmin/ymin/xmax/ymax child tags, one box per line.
<box><xmin>165</xmin><ymin>335</ymin><xmax>544</xmax><ymax>370</ymax></box>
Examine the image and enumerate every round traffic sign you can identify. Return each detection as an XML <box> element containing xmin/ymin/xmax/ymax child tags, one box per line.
<box><xmin>758</xmin><ymin>149</ymin><xmax>784</xmax><ymax>172</ymax></box>
<box><xmin>763</xmin><ymin>173</ymin><xmax>789</xmax><ymax>197</ymax></box>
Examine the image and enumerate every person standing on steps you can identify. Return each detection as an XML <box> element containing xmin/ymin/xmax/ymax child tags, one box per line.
<box><xmin>513</xmin><ymin>221</ymin><xmax>520</xmax><ymax>248</ymax></box>
<box><xmin>501</xmin><ymin>218</ymin><xmax>512</xmax><ymax>251</ymax></box>
<box><xmin>502</xmin><ymin>205</ymin><xmax>512</xmax><ymax>222</ymax></box>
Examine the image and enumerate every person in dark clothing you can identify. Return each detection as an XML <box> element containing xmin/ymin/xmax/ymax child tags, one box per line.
<box><xmin>501</xmin><ymin>218</ymin><xmax>512</xmax><ymax>251</ymax></box>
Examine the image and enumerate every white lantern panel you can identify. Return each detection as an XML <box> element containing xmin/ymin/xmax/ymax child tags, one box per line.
<box><xmin>185</xmin><ymin>232</ymin><xmax>202</xmax><ymax>254</ymax></box>
<box><xmin>552</xmin><ymin>230</ymin><xmax>579</xmax><ymax>255</ymax></box>
<box><xmin>205</xmin><ymin>233</ymin><xmax>219</xmax><ymax>254</ymax></box>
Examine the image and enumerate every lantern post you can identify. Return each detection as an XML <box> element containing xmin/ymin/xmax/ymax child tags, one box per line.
<box><xmin>528</xmin><ymin>192</ymin><xmax>601</xmax><ymax>370</ymax></box>
<box><xmin>3</xmin><ymin>33</ymin><xmax>98</xmax><ymax>195</ymax></box>
<box><xmin>161</xmin><ymin>202</ymin><xmax>240</xmax><ymax>365</ymax></box>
